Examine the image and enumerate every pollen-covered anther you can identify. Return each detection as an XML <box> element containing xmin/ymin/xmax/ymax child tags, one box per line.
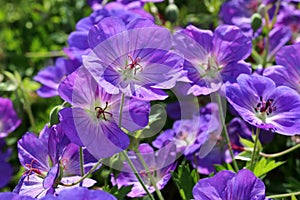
<box><xmin>254</xmin><ymin>96</ymin><xmax>276</xmax><ymax>115</ymax></box>
<box><xmin>125</xmin><ymin>55</ymin><xmax>143</xmax><ymax>75</ymax></box>
<box><xmin>95</xmin><ymin>102</ymin><xmax>113</xmax><ymax>121</ymax></box>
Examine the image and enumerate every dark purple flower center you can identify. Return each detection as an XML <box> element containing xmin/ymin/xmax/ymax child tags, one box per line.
<box><xmin>254</xmin><ymin>96</ymin><xmax>276</xmax><ymax>116</ymax></box>
<box><xmin>95</xmin><ymin>102</ymin><xmax>113</xmax><ymax>121</ymax></box>
<box><xmin>125</xmin><ymin>55</ymin><xmax>143</xmax><ymax>75</ymax></box>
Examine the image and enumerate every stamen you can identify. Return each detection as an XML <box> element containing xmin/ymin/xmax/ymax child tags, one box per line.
<box><xmin>254</xmin><ymin>97</ymin><xmax>276</xmax><ymax>116</ymax></box>
<box><xmin>23</xmin><ymin>160</ymin><xmax>42</xmax><ymax>181</ymax></box>
<box><xmin>125</xmin><ymin>55</ymin><xmax>143</xmax><ymax>75</ymax></box>
<box><xmin>95</xmin><ymin>102</ymin><xmax>113</xmax><ymax>121</ymax></box>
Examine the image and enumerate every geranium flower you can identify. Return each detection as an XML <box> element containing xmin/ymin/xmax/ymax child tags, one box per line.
<box><xmin>187</xmin><ymin>117</ymin><xmax>245</xmax><ymax>175</ymax></box>
<box><xmin>153</xmin><ymin>103</ymin><xmax>219</xmax><ymax>156</ymax></box>
<box><xmin>83</xmin><ymin>16</ymin><xmax>184</xmax><ymax>100</ymax></box>
<box><xmin>0</xmin><ymin>187</ymin><xmax>116</xmax><ymax>200</ymax></box>
<box><xmin>111</xmin><ymin>143</ymin><xmax>177</xmax><ymax>198</ymax></box>
<box><xmin>14</xmin><ymin>124</ymin><xmax>97</xmax><ymax>198</ymax></box>
<box><xmin>0</xmin><ymin>97</ymin><xmax>21</xmax><ymax>138</ymax></box>
<box><xmin>264</xmin><ymin>42</ymin><xmax>300</xmax><ymax>93</ymax></box>
<box><xmin>173</xmin><ymin>24</ymin><xmax>252</xmax><ymax>96</ymax></box>
<box><xmin>34</xmin><ymin>58</ymin><xmax>80</xmax><ymax>98</ymax></box>
<box><xmin>225</xmin><ymin>74</ymin><xmax>300</xmax><ymax>135</ymax></box>
<box><xmin>59</xmin><ymin>67</ymin><xmax>149</xmax><ymax>159</ymax></box>
<box><xmin>193</xmin><ymin>169</ymin><xmax>268</xmax><ymax>200</ymax></box>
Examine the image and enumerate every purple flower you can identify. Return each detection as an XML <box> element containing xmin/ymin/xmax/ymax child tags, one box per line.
<box><xmin>173</xmin><ymin>25</ymin><xmax>252</xmax><ymax>96</ymax></box>
<box><xmin>14</xmin><ymin>124</ymin><xmax>97</xmax><ymax>198</ymax></box>
<box><xmin>225</xmin><ymin>74</ymin><xmax>300</xmax><ymax>135</ymax></box>
<box><xmin>0</xmin><ymin>97</ymin><xmax>21</xmax><ymax>138</ymax></box>
<box><xmin>264</xmin><ymin>43</ymin><xmax>300</xmax><ymax>94</ymax></box>
<box><xmin>59</xmin><ymin>67</ymin><xmax>149</xmax><ymax>159</ymax></box>
<box><xmin>44</xmin><ymin>187</ymin><xmax>117</xmax><ymax>200</ymax></box>
<box><xmin>193</xmin><ymin>169</ymin><xmax>268</xmax><ymax>200</ymax></box>
<box><xmin>34</xmin><ymin>57</ymin><xmax>80</xmax><ymax>98</ymax></box>
<box><xmin>83</xmin><ymin>16</ymin><xmax>184</xmax><ymax>100</ymax></box>
<box><xmin>276</xmin><ymin>2</ymin><xmax>300</xmax><ymax>43</ymax></box>
<box><xmin>111</xmin><ymin>143</ymin><xmax>177</xmax><ymax>197</ymax></box>
<box><xmin>153</xmin><ymin>104</ymin><xmax>219</xmax><ymax>156</ymax></box>
<box><xmin>0</xmin><ymin>187</ymin><xmax>116</xmax><ymax>200</ymax></box>
<box><xmin>67</xmin><ymin>6</ymin><xmax>152</xmax><ymax>62</ymax></box>
<box><xmin>186</xmin><ymin>116</ymin><xmax>244</xmax><ymax>175</ymax></box>
<box><xmin>0</xmin><ymin>139</ymin><xmax>13</xmax><ymax>189</ymax></box>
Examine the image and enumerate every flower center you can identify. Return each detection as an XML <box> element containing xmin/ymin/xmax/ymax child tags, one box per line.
<box><xmin>254</xmin><ymin>96</ymin><xmax>276</xmax><ymax>116</ymax></box>
<box><xmin>95</xmin><ymin>102</ymin><xmax>113</xmax><ymax>121</ymax></box>
<box><xmin>125</xmin><ymin>55</ymin><xmax>143</xmax><ymax>75</ymax></box>
<box><xmin>121</xmin><ymin>55</ymin><xmax>143</xmax><ymax>83</ymax></box>
<box><xmin>23</xmin><ymin>159</ymin><xmax>43</xmax><ymax>181</ymax></box>
<box><xmin>199</xmin><ymin>56</ymin><xmax>222</xmax><ymax>79</ymax></box>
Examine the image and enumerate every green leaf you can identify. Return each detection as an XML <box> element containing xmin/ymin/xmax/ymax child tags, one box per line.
<box><xmin>214</xmin><ymin>163</ymin><xmax>235</xmax><ymax>172</ymax></box>
<box><xmin>253</xmin><ymin>157</ymin><xmax>285</xmax><ymax>178</ymax></box>
<box><xmin>214</xmin><ymin>164</ymin><xmax>226</xmax><ymax>172</ymax></box>
<box><xmin>171</xmin><ymin>163</ymin><xmax>198</xmax><ymax>200</ymax></box>
<box><xmin>110</xmin><ymin>185</ymin><xmax>133</xmax><ymax>200</ymax></box>
<box><xmin>240</xmin><ymin>137</ymin><xmax>254</xmax><ymax>148</ymax></box>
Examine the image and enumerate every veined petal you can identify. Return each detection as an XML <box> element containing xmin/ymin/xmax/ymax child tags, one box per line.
<box><xmin>18</xmin><ymin>133</ymin><xmax>49</xmax><ymax>173</ymax></box>
<box><xmin>212</xmin><ymin>25</ymin><xmax>252</xmax><ymax>65</ymax></box>
<box><xmin>71</xmin><ymin>108</ymin><xmax>129</xmax><ymax>159</ymax></box>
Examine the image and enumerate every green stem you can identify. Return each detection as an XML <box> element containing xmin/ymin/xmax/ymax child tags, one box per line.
<box><xmin>216</xmin><ymin>94</ymin><xmax>239</xmax><ymax>172</ymax></box>
<box><xmin>135</xmin><ymin>149</ymin><xmax>165</xmax><ymax>200</ymax></box>
<box><xmin>260</xmin><ymin>143</ymin><xmax>300</xmax><ymax>158</ymax></box>
<box><xmin>118</xmin><ymin>93</ymin><xmax>154</xmax><ymax>200</ymax></box>
<box><xmin>60</xmin><ymin>159</ymin><xmax>102</xmax><ymax>186</ymax></box>
<box><xmin>118</xmin><ymin>93</ymin><xmax>125</xmax><ymax>128</ymax></box>
<box><xmin>267</xmin><ymin>191</ymin><xmax>300</xmax><ymax>198</ymax></box>
<box><xmin>79</xmin><ymin>147</ymin><xmax>84</xmax><ymax>177</ymax></box>
<box><xmin>121</xmin><ymin>151</ymin><xmax>155</xmax><ymax>200</ymax></box>
<box><xmin>250</xmin><ymin>128</ymin><xmax>260</xmax><ymax>171</ymax></box>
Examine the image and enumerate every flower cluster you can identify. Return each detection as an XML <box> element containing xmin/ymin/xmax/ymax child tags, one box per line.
<box><xmin>1</xmin><ymin>0</ymin><xmax>300</xmax><ymax>199</ymax></box>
